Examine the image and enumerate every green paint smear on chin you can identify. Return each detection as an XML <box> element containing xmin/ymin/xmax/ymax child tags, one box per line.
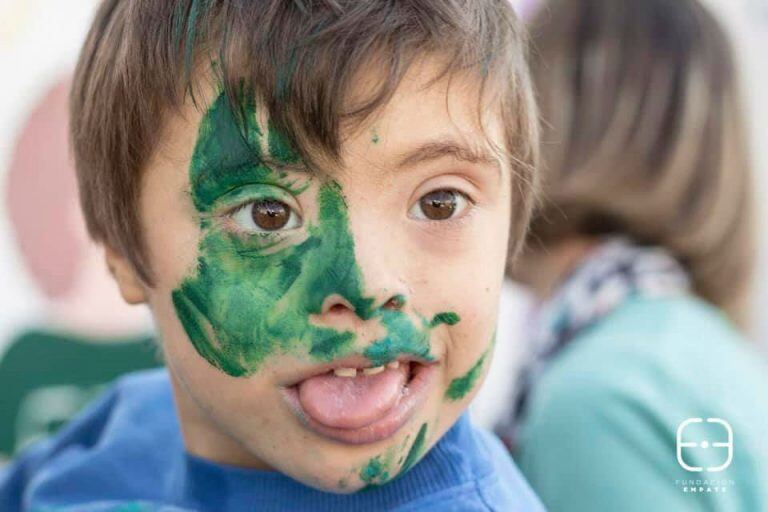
<box><xmin>172</xmin><ymin>90</ymin><xmax>453</xmax><ymax>377</ymax></box>
<box><xmin>359</xmin><ymin>456</ymin><xmax>390</xmax><ymax>489</ymax></box>
<box><xmin>360</xmin><ymin>422</ymin><xmax>428</xmax><ymax>491</ymax></box>
<box><xmin>398</xmin><ymin>423</ymin><xmax>428</xmax><ymax>476</ymax></box>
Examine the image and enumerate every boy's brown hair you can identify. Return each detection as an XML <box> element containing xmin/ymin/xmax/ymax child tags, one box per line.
<box><xmin>71</xmin><ymin>0</ymin><xmax>539</xmax><ymax>285</ymax></box>
<box><xmin>526</xmin><ymin>0</ymin><xmax>754</xmax><ymax>327</ymax></box>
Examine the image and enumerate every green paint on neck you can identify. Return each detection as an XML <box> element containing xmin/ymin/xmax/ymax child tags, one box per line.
<box><xmin>371</xmin><ymin>127</ymin><xmax>381</xmax><ymax>145</ymax></box>
<box><xmin>172</xmin><ymin>90</ymin><xmax>446</xmax><ymax>376</ymax></box>
<box><xmin>444</xmin><ymin>349</ymin><xmax>489</xmax><ymax>401</ymax></box>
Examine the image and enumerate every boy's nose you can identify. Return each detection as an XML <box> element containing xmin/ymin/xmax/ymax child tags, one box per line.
<box><xmin>309</xmin><ymin>292</ymin><xmax>405</xmax><ymax>342</ymax></box>
<box><xmin>318</xmin><ymin>291</ymin><xmax>405</xmax><ymax>318</ymax></box>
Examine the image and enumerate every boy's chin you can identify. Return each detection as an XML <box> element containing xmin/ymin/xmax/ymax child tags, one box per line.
<box><xmin>285</xmin><ymin>452</ymin><xmax>403</xmax><ymax>494</ymax></box>
<box><xmin>258</xmin><ymin>416</ymin><xmax>441</xmax><ymax>494</ymax></box>
<box><xmin>255</xmin><ymin>454</ymin><xmax>365</xmax><ymax>493</ymax></box>
<box><xmin>306</xmin><ymin>474</ymin><xmax>372</xmax><ymax>494</ymax></box>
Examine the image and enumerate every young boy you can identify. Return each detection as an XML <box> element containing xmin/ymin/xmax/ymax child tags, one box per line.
<box><xmin>0</xmin><ymin>1</ymin><xmax>543</xmax><ymax>510</ymax></box>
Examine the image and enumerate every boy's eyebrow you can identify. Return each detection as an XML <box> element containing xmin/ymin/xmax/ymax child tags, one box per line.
<box><xmin>394</xmin><ymin>139</ymin><xmax>501</xmax><ymax>173</ymax></box>
<box><xmin>261</xmin><ymin>158</ymin><xmax>313</xmax><ymax>174</ymax></box>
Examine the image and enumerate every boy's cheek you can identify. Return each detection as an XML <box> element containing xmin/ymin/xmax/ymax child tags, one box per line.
<box><xmin>442</xmin><ymin>309</ymin><xmax>497</xmax><ymax>398</ymax></box>
<box><xmin>418</xmin><ymin>261</ymin><xmax>500</xmax><ymax>408</ymax></box>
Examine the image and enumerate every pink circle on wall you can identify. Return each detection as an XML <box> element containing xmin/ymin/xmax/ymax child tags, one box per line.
<box><xmin>6</xmin><ymin>79</ymin><xmax>84</xmax><ymax>299</ymax></box>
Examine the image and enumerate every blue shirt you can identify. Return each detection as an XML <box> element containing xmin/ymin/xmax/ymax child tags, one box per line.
<box><xmin>1</xmin><ymin>369</ymin><xmax>544</xmax><ymax>512</ymax></box>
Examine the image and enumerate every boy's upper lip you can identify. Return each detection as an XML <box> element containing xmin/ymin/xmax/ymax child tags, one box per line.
<box><xmin>282</xmin><ymin>354</ymin><xmax>435</xmax><ymax>387</ymax></box>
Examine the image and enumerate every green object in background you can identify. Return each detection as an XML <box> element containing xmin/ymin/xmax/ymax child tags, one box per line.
<box><xmin>0</xmin><ymin>329</ymin><xmax>160</xmax><ymax>457</ymax></box>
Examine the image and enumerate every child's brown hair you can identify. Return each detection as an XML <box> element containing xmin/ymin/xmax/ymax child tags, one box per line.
<box><xmin>70</xmin><ymin>0</ymin><xmax>540</xmax><ymax>285</ymax></box>
<box><xmin>526</xmin><ymin>0</ymin><xmax>754</xmax><ymax>327</ymax></box>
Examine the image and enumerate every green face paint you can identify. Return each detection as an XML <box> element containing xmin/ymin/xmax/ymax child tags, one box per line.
<box><xmin>357</xmin><ymin>421</ymin><xmax>429</xmax><ymax>490</ymax></box>
<box><xmin>363</xmin><ymin>311</ymin><xmax>461</xmax><ymax>367</ymax></box>
<box><xmin>444</xmin><ymin>353</ymin><xmax>486</xmax><ymax>401</ymax></box>
<box><xmin>444</xmin><ymin>344</ymin><xmax>491</xmax><ymax>401</ymax></box>
<box><xmin>398</xmin><ymin>423</ymin><xmax>428</xmax><ymax>476</ymax></box>
<box><xmin>430</xmin><ymin>312</ymin><xmax>461</xmax><ymax>328</ymax></box>
<box><xmin>172</xmin><ymin>91</ymin><xmax>461</xmax><ymax>376</ymax></box>
<box><xmin>359</xmin><ymin>456</ymin><xmax>389</xmax><ymax>488</ymax></box>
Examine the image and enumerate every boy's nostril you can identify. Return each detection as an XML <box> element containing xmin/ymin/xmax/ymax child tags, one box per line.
<box><xmin>318</xmin><ymin>294</ymin><xmax>356</xmax><ymax>315</ymax></box>
<box><xmin>328</xmin><ymin>303</ymin><xmax>349</xmax><ymax>314</ymax></box>
<box><xmin>383</xmin><ymin>294</ymin><xmax>406</xmax><ymax>311</ymax></box>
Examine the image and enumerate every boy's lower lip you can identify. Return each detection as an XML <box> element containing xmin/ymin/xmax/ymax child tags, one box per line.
<box><xmin>281</xmin><ymin>362</ymin><xmax>436</xmax><ymax>445</ymax></box>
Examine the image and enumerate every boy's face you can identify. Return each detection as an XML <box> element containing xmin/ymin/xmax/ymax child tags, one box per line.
<box><xmin>132</xmin><ymin>58</ymin><xmax>511</xmax><ymax>492</ymax></box>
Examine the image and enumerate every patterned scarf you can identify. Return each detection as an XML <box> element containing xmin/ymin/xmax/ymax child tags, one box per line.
<box><xmin>498</xmin><ymin>236</ymin><xmax>691</xmax><ymax>449</ymax></box>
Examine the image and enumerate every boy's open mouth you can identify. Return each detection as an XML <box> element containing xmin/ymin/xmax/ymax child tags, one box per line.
<box><xmin>281</xmin><ymin>356</ymin><xmax>436</xmax><ymax>445</ymax></box>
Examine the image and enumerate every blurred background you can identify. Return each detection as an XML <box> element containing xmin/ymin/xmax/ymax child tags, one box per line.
<box><xmin>0</xmin><ymin>0</ymin><xmax>765</xmax><ymax>454</ymax></box>
<box><xmin>0</xmin><ymin>0</ymin><xmax>160</xmax><ymax>460</ymax></box>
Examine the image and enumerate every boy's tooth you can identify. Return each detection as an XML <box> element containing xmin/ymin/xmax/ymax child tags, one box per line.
<box><xmin>387</xmin><ymin>361</ymin><xmax>400</xmax><ymax>370</ymax></box>
<box><xmin>333</xmin><ymin>367</ymin><xmax>357</xmax><ymax>378</ymax></box>
<box><xmin>362</xmin><ymin>366</ymin><xmax>384</xmax><ymax>376</ymax></box>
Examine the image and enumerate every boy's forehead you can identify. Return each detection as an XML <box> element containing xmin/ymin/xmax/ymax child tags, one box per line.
<box><xmin>173</xmin><ymin>59</ymin><xmax>506</xmax><ymax>178</ymax></box>
<box><xmin>345</xmin><ymin>57</ymin><xmax>504</xmax><ymax>136</ymax></box>
<box><xmin>349</xmin><ymin>61</ymin><xmax>505</xmax><ymax>150</ymax></box>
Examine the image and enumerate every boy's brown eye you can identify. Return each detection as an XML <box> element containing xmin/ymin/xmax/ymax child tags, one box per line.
<box><xmin>419</xmin><ymin>190</ymin><xmax>459</xmax><ymax>220</ymax></box>
<box><xmin>252</xmin><ymin>200</ymin><xmax>290</xmax><ymax>230</ymax></box>
<box><xmin>231</xmin><ymin>198</ymin><xmax>302</xmax><ymax>234</ymax></box>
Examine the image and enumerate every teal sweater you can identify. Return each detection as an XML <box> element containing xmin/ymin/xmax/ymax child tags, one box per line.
<box><xmin>515</xmin><ymin>295</ymin><xmax>768</xmax><ymax>512</ymax></box>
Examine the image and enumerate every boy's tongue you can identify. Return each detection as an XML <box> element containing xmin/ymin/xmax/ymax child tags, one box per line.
<box><xmin>298</xmin><ymin>364</ymin><xmax>408</xmax><ymax>429</ymax></box>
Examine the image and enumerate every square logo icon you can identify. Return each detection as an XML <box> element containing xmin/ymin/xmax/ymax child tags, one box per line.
<box><xmin>676</xmin><ymin>418</ymin><xmax>733</xmax><ymax>472</ymax></box>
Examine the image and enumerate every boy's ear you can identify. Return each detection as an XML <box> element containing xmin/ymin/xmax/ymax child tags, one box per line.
<box><xmin>105</xmin><ymin>245</ymin><xmax>148</xmax><ymax>305</ymax></box>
